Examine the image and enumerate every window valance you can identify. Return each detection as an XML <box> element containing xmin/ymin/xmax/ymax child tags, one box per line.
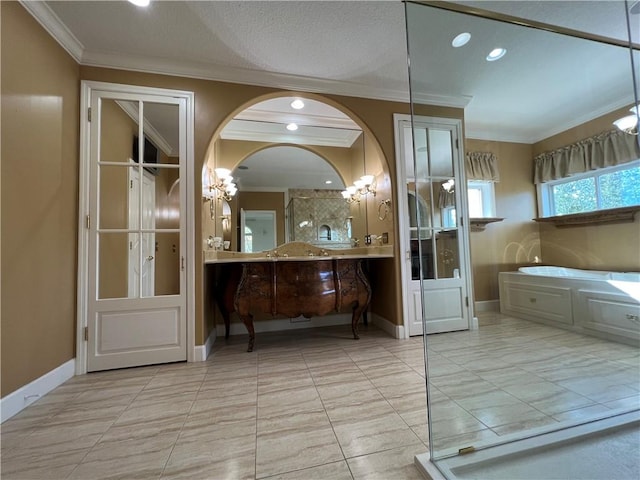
<box><xmin>465</xmin><ymin>152</ymin><xmax>499</xmax><ymax>181</ymax></box>
<box><xmin>534</xmin><ymin>129</ymin><xmax>640</xmax><ymax>184</ymax></box>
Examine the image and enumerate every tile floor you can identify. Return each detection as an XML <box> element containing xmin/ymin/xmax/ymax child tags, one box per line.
<box><xmin>1</xmin><ymin>313</ymin><xmax>639</xmax><ymax>480</ymax></box>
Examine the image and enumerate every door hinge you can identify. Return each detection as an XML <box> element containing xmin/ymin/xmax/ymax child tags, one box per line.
<box><xmin>465</xmin><ymin>297</ymin><xmax>469</xmax><ymax>307</ymax></box>
<box><xmin>460</xmin><ymin>216</ymin><xmax>463</xmax><ymax>227</ymax></box>
<box><xmin>455</xmin><ymin>138</ymin><xmax>459</xmax><ymax>149</ymax></box>
<box><xmin>87</xmin><ymin>107</ymin><xmax>92</xmax><ymax>122</ymax></box>
<box><xmin>181</xmin><ymin>256</ymin><xmax>185</xmax><ymax>271</ymax></box>
<box><xmin>86</xmin><ymin>214</ymin><xmax>90</xmax><ymax>229</ymax></box>
<box><xmin>84</xmin><ymin>326</ymin><xmax>88</xmax><ymax>341</ymax></box>
<box><xmin>130</xmin><ymin>180</ymin><xmax>133</xmax><ymax>189</ymax></box>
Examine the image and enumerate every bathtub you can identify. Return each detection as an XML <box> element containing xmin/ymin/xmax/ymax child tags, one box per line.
<box><xmin>499</xmin><ymin>266</ymin><xmax>640</xmax><ymax>345</ymax></box>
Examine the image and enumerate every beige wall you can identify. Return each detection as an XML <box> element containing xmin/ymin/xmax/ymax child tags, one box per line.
<box><xmin>1</xmin><ymin>2</ymin><xmax>80</xmax><ymax>396</ymax></box>
<box><xmin>533</xmin><ymin>109</ymin><xmax>640</xmax><ymax>272</ymax></box>
<box><xmin>2</xmin><ymin>2</ymin><xmax>466</xmax><ymax>398</ymax></box>
<box><xmin>465</xmin><ymin>140</ymin><xmax>540</xmax><ymax>302</ymax></box>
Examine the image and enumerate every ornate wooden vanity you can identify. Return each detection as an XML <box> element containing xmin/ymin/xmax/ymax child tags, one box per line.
<box><xmin>210</xmin><ymin>242</ymin><xmax>386</xmax><ymax>352</ymax></box>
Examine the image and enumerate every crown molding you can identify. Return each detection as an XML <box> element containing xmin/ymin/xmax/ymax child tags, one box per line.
<box><xmin>19</xmin><ymin>0</ymin><xmax>84</xmax><ymax>62</ymax></box>
<box><xmin>235</xmin><ymin>109</ymin><xmax>360</xmax><ymax>130</ymax></box>
<box><xmin>220</xmin><ymin>121</ymin><xmax>360</xmax><ymax>148</ymax></box>
<box><xmin>79</xmin><ymin>50</ymin><xmax>471</xmax><ymax>109</ymax></box>
<box><xmin>82</xmin><ymin>50</ymin><xmax>407</xmax><ymax>102</ymax></box>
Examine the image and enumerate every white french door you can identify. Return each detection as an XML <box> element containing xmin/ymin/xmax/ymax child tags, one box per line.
<box><xmin>128</xmin><ymin>167</ymin><xmax>156</xmax><ymax>298</ymax></box>
<box><xmin>79</xmin><ymin>82</ymin><xmax>193</xmax><ymax>372</ymax></box>
<box><xmin>394</xmin><ymin>114</ymin><xmax>472</xmax><ymax>336</ymax></box>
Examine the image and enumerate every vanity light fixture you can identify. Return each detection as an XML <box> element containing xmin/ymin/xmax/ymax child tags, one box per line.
<box><xmin>290</xmin><ymin>99</ymin><xmax>305</xmax><ymax>110</ymax></box>
<box><xmin>451</xmin><ymin>32</ymin><xmax>471</xmax><ymax>48</ymax></box>
<box><xmin>211</xmin><ymin>167</ymin><xmax>237</xmax><ymax>202</ymax></box>
<box><xmin>128</xmin><ymin>0</ymin><xmax>150</xmax><ymax>7</ymax></box>
<box><xmin>486</xmin><ymin>47</ymin><xmax>507</xmax><ymax>61</ymax></box>
<box><xmin>286</xmin><ymin>123</ymin><xmax>299</xmax><ymax>131</ymax></box>
<box><xmin>342</xmin><ymin>174</ymin><xmax>376</xmax><ymax>203</ymax></box>
<box><xmin>613</xmin><ymin>105</ymin><xmax>639</xmax><ymax>135</ymax></box>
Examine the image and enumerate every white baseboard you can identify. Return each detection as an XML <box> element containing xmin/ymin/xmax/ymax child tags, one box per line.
<box><xmin>194</xmin><ymin>328</ymin><xmax>217</xmax><ymax>362</ymax></box>
<box><xmin>216</xmin><ymin>314</ymin><xmax>352</xmax><ymax>337</ymax></box>
<box><xmin>371</xmin><ymin>313</ymin><xmax>405</xmax><ymax>339</ymax></box>
<box><xmin>1</xmin><ymin>358</ymin><xmax>75</xmax><ymax>423</ymax></box>
<box><xmin>474</xmin><ymin>300</ymin><xmax>500</xmax><ymax>312</ymax></box>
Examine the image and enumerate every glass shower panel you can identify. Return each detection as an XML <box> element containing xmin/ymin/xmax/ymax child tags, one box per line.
<box><xmin>405</xmin><ymin>0</ymin><xmax>639</xmax><ymax>468</ymax></box>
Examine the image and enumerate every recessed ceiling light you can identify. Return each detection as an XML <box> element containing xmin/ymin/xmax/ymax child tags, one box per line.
<box><xmin>451</xmin><ymin>32</ymin><xmax>471</xmax><ymax>48</ymax></box>
<box><xmin>486</xmin><ymin>48</ymin><xmax>507</xmax><ymax>61</ymax></box>
<box><xmin>325</xmin><ymin>180</ymin><xmax>332</xmax><ymax>184</ymax></box>
<box><xmin>128</xmin><ymin>0</ymin><xmax>150</xmax><ymax>6</ymax></box>
<box><xmin>291</xmin><ymin>99</ymin><xmax>305</xmax><ymax>110</ymax></box>
<box><xmin>286</xmin><ymin>123</ymin><xmax>298</xmax><ymax>131</ymax></box>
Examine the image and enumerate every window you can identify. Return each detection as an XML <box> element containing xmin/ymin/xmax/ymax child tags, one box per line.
<box><xmin>539</xmin><ymin>161</ymin><xmax>640</xmax><ymax>217</ymax></box>
<box><xmin>468</xmin><ymin>181</ymin><xmax>496</xmax><ymax>218</ymax></box>
<box><xmin>442</xmin><ymin>180</ymin><xmax>496</xmax><ymax>228</ymax></box>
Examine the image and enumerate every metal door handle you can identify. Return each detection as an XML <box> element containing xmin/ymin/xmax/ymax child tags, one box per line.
<box><xmin>146</xmin><ymin>255</ymin><xmax>154</xmax><ymax>261</ymax></box>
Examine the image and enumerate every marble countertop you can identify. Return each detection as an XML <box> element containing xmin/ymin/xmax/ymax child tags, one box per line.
<box><xmin>204</xmin><ymin>242</ymin><xmax>393</xmax><ymax>263</ymax></box>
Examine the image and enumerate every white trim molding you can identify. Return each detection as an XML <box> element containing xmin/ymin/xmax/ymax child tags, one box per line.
<box><xmin>1</xmin><ymin>359</ymin><xmax>75</xmax><ymax>423</ymax></box>
<box><xmin>371</xmin><ymin>313</ymin><xmax>405</xmax><ymax>339</ymax></box>
<box><xmin>215</xmin><ymin>315</ymin><xmax>405</xmax><ymax>340</ymax></box>
<box><xmin>19</xmin><ymin>0</ymin><xmax>84</xmax><ymax>62</ymax></box>
<box><xmin>474</xmin><ymin>300</ymin><xmax>500</xmax><ymax>312</ymax></box>
<box><xmin>194</xmin><ymin>329</ymin><xmax>217</xmax><ymax>362</ymax></box>
<box><xmin>216</xmin><ymin>314</ymin><xmax>352</xmax><ymax>337</ymax></box>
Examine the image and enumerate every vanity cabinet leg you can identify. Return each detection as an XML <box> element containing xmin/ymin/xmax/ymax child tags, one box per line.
<box><xmin>351</xmin><ymin>304</ymin><xmax>365</xmax><ymax>340</ymax></box>
<box><xmin>240</xmin><ymin>314</ymin><xmax>255</xmax><ymax>352</ymax></box>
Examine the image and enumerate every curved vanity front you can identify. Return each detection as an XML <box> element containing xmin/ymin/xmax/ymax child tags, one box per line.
<box><xmin>205</xmin><ymin>243</ymin><xmax>392</xmax><ymax>352</ymax></box>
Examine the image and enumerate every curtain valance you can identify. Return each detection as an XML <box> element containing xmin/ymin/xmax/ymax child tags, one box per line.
<box><xmin>465</xmin><ymin>152</ymin><xmax>499</xmax><ymax>181</ymax></box>
<box><xmin>533</xmin><ymin>130</ymin><xmax>640</xmax><ymax>184</ymax></box>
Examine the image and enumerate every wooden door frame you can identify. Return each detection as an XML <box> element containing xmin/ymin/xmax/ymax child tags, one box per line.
<box><xmin>76</xmin><ymin>81</ymin><xmax>195</xmax><ymax>375</ymax></box>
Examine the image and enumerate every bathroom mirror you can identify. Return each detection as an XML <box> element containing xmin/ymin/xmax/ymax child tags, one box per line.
<box><xmin>207</xmin><ymin>96</ymin><xmax>370</xmax><ymax>251</ymax></box>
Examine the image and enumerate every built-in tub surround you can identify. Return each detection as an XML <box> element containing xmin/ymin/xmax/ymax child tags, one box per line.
<box><xmin>499</xmin><ymin>266</ymin><xmax>640</xmax><ymax>345</ymax></box>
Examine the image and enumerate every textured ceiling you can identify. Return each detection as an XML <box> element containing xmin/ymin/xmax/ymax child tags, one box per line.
<box><xmin>27</xmin><ymin>1</ymin><xmax>639</xmax><ymax>147</ymax></box>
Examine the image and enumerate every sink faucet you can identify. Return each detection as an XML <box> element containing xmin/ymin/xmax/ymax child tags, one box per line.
<box><xmin>351</xmin><ymin>237</ymin><xmax>359</xmax><ymax>247</ymax></box>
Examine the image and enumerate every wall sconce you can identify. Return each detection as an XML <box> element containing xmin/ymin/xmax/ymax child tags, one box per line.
<box><xmin>342</xmin><ymin>174</ymin><xmax>376</xmax><ymax>203</ymax></box>
<box><xmin>613</xmin><ymin>105</ymin><xmax>639</xmax><ymax>135</ymax></box>
<box><xmin>208</xmin><ymin>168</ymin><xmax>237</xmax><ymax>202</ymax></box>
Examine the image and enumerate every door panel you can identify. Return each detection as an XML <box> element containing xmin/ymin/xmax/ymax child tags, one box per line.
<box><xmin>396</xmin><ymin>116</ymin><xmax>471</xmax><ymax>336</ymax></box>
<box><xmin>87</xmin><ymin>92</ymin><xmax>186</xmax><ymax>371</ymax></box>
